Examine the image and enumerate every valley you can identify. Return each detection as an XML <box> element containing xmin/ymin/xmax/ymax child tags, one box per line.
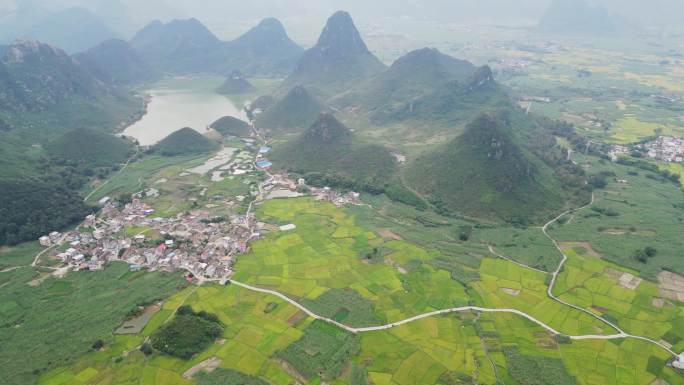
<box><xmin>1</xmin><ymin>2</ymin><xmax>684</xmax><ymax>385</ymax></box>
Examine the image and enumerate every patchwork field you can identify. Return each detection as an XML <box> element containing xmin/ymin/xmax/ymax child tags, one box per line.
<box><xmin>548</xmin><ymin>155</ymin><xmax>684</xmax><ymax>278</ymax></box>
<box><xmin>554</xmin><ymin>245</ymin><xmax>684</xmax><ymax>351</ymax></box>
<box><xmin>37</xmin><ymin>281</ymin><xmax>684</xmax><ymax>385</ymax></box>
<box><xmin>232</xmin><ymin>198</ymin><xmax>473</xmax><ymax>325</ymax></box>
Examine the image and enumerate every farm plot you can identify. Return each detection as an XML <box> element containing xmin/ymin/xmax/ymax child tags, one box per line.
<box><xmin>553</xmin><ymin>247</ymin><xmax>684</xmax><ymax>351</ymax></box>
<box><xmin>232</xmin><ymin>198</ymin><xmax>472</xmax><ymax>324</ymax></box>
<box><xmin>39</xmin><ymin>284</ymin><xmax>307</xmax><ymax>385</ymax></box>
<box><xmin>473</xmin><ymin>258</ymin><xmax>614</xmax><ymax>336</ymax></box>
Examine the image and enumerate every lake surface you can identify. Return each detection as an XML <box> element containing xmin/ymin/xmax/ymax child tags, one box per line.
<box><xmin>123</xmin><ymin>76</ymin><xmax>248</xmax><ymax>146</ymax></box>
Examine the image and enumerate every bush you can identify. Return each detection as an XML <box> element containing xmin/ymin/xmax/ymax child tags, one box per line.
<box><xmin>554</xmin><ymin>334</ymin><xmax>572</xmax><ymax>344</ymax></box>
<box><xmin>91</xmin><ymin>339</ymin><xmax>104</xmax><ymax>351</ymax></box>
<box><xmin>151</xmin><ymin>307</ymin><xmax>223</xmax><ymax>360</ymax></box>
<box><xmin>140</xmin><ymin>343</ymin><xmax>153</xmax><ymax>356</ymax></box>
<box><xmin>385</xmin><ymin>184</ymin><xmax>427</xmax><ymax>210</ymax></box>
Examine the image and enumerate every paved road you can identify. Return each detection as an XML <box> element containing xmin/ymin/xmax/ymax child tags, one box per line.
<box><xmin>227</xmin><ymin>190</ymin><xmax>678</xmax><ymax>357</ymax></box>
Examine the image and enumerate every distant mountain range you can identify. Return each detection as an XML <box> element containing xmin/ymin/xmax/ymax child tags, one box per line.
<box><xmin>0</xmin><ymin>40</ymin><xmax>137</xmax><ymax>127</ymax></box>
<box><xmin>0</xmin><ymin>6</ymin><xmax>119</xmax><ymax>54</ymax></box>
<box><xmin>129</xmin><ymin>17</ymin><xmax>302</xmax><ymax>76</ymax></box>
<box><xmin>75</xmin><ymin>39</ymin><xmax>159</xmax><ymax>85</ymax></box>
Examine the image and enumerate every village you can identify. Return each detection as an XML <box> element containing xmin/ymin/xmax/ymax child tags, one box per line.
<box><xmin>608</xmin><ymin>135</ymin><xmax>684</xmax><ymax>163</ymax></box>
<box><xmin>39</xmin><ymin>165</ymin><xmax>363</xmax><ymax>283</ymax></box>
<box><xmin>638</xmin><ymin>135</ymin><xmax>684</xmax><ymax>163</ymax></box>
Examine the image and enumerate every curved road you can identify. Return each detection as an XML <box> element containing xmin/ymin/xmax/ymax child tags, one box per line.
<box><xmin>228</xmin><ymin>190</ymin><xmax>678</xmax><ymax>357</ymax></box>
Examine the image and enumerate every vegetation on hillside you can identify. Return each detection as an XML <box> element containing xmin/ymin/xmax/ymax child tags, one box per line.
<box><xmin>254</xmin><ymin>86</ymin><xmax>324</xmax><ymax>133</ymax></box>
<box><xmin>152</xmin><ymin>127</ymin><xmax>219</xmax><ymax>156</ymax></box>
<box><xmin>334</xmin><ymin>47</ymin><xmax>476</xmax><ymax>116</ymax></box>
<box><xmin>216</xmin><ymin>70</ymin><xmax>256</xmax><ymax>94</ymax></box>
<box><xmin>0</xmin><ymin>178</ymin><xmax>91</xmax><ymax>245</ymax></box>
<box><xmin>270</xmin><ymin>113</ymin><xmax>397</xmax><ymax>193</ymax></box>
<box><xmin>405</xmin><ymin>111</ymin><xmax>580</xmax><ymax>223</ymax></box>
<box><xmin>45</xmin><ymin>128</ymin><xmax>135</xmax><ymax>167</ymax></box>
<box><xmin>210</xmin><ymin>116</ymin><xmax>252</xmax><ymax>137</ymax></box>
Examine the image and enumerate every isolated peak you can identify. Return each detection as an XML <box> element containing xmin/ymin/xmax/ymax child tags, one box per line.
<box><xmin>315</xmin><ymin>10</ymin><xmax>369</xmax><ymax>56</ymax></box>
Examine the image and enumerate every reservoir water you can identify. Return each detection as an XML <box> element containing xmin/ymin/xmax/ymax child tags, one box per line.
<box><xmin>123</xmin><ymin>76</ymin><xmax>248</xmax><ymax>146</ymax></box>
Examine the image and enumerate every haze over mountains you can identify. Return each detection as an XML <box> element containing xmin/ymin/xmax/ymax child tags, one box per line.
<box><xmin>129</xmin><ymin>17</ymin><xmax>302</xmax><ymax>75</ymax></box>
<box><xmin>0</xmin><ymin>5</ymin><xmax>624</xmax><ymax>240</ymax></box>
<box><xmin>3</xmin><ymin>0</ymin><xmax>682</xmax><ymax>50</ymax></box>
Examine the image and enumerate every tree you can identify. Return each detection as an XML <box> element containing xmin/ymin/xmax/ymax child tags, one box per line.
<box><xmin>91</xmin><ymin>339</ymin><xmax>104</xmax><ymax>350</ymax></box>
<box><xmin>140</xmin><ymin>342</ymin><xmax>153</xmax><ymax>356</ymax></box>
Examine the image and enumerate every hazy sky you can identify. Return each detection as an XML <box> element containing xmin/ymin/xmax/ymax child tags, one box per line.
<box><xmin>1</xmin><ymin>0</ymin><xmax>683</xmax><ymax>41</ymax></box>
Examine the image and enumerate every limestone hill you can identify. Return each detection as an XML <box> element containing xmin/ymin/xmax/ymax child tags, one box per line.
<box><xmin>270</xmin><ymin>113</ymin><xmax>397</xmax><ymax>188</ymax></box>
<box><xmin>405</xmin><ymin>111</ymin><xmax>571</xmax><ymax>223</ymax></box>
<box><xmin>254</xmin><ymin>86</ymin><xmax>324</xmax><ymax>134</ymax></box>
<box><xmin>283</xmin><ymin>11</ymin><xmax>385</xmax><ymax>95</ymax></box>
<box><xmin>153</xmin><ymin>127</ymin><xmax>219</xmax><ymax>157</ymax></box>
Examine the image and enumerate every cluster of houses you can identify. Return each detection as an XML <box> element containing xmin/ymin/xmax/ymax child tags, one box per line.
<box><xmin>310</xmin><ymin>186</ymin><xmax>362</xmax><ymax>207</ymax></box>
<box><xmin>44</xmin><ymin>198</ymin><xmax>261</xmax><ymax>280</ymax></box>
<box><xmin>608</xmin><ymin>136</ymin><xmax>684</xmax><ymax>163</ymax></box>
<box><xmin>638</xmin><ymin>136</ymin><xmax>684</xmax><ymax>163</ymax></box>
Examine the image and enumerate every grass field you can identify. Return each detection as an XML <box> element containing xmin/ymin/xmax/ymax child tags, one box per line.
<box><xmin>553</xmin><ymin>245</ymin><xmax>684</xmax><ymax>351</ymax></box>
<box><xmin>0</xmin><ymin>241</ymin><xmax>43</xmax><ymax>269</ymax></box>
<box><xmin>1</xmin><ymin>262</ymin><xmax>184</xmax><ymax>385</ymax></box>
<box><xmin>548</xmin><ymin>155</ymin><xmax>684</xmax><ymax>278</ymax></box>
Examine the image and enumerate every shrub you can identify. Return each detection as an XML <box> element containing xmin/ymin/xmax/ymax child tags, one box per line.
<box><xmin>140</xmin><ymin>343</ymin><xmax>153</xmax><ymax>356</ymax></box>
<box><xmin>91</xmin><ymin>339</ymin><xmax>104</xmax><ymax>351</ymax></box>
<box><xmin>151</xmin><ymin>307</ymin><xmax>223</xmax><ymax>359</ymax></box>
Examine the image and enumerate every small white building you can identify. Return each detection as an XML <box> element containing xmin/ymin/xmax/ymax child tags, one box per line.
<box><xmin>98</xmin><ymin>197</ymin><xmax>111</xmax><ymax>206</ymax></box>
<box><xmin>674</xmin><ymin>353</ymin><xmax>684</xmax><ymax>370</ymax></box>
<box><xmin>39</xmin><ymin>236</ymin><xmax>51</xmax><ymax>247</ymax></box>
<box><xmin>279</xmin><ymin>224</ymin><xmax>297</xmax><ymax>232</ymax></box>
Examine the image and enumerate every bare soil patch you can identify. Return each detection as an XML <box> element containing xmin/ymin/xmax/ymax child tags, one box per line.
<box><xmin>287</xmin><ymin>310</ymin><xmax>308</xmax><ymax>327</ymax></box>
<box><xmin>658</xmin><ymin>271</ymin><xmax>684</xmax><ymax>302</ymax></box>
<box><xmin>501</xmin><ymin>288</ymin><xmax>520</xmax><ymax>296</ymax></box>
<box><xmin>651</xmin><ymin>298</ymin><xmax>665</xmax><ymax>309</ymax></box>
<box><xmin>618</xmin><ymin>272</ymin><xmax>642</xmax><ymax>290</ymax></box>
<box><xmin>182</xmin><ymin>357</ymin><xmax>221</xmax><ymax>379</ymax></box>
<box><xmin>115</xmin><ymin>304</ymin><xmax>162</xmax><ymax>334</ymax></box>
<box><xmin>378</xmin><ymin>229</ymin><xmax>403</xmax><ymax>240</ymax></box>
<box><xmin>600</xmin><ymin>228</ymin><xmax>657</xmax><ymax>236</ymax></box>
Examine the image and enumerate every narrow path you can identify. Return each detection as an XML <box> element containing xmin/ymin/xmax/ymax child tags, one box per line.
<box><xmin>487</xmin><ymin>245</ymin><xmax>548</xmax><ymax>274</ymax></box>
<box><xmin>84</xmin><ymin>147</ymin><xmax>140</xmax><ymax>203</ymax></box>
<box><xmin>226</xmin><ymin>190</ymin><xmax>678</xmax><ymax>357</ymax></box>
<box><xmin>230</xmin><ymin>280</ymin><xmax>620</xmax><ymax>339</ymax></box>
<box><xmin>223</xmin><ymin>131</ymin><xmax>679</xmax><ymax>357</ymax></box>
<box><xmin>541</xmin><ymin>193</ymin><xmax>626</xmax><ymax>335</ymax></box>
